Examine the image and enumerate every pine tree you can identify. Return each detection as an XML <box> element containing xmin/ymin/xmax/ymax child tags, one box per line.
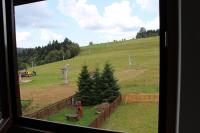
<box><xmin>92</xmin><ymin>68</ymin><xmax>102</xmax><ymax>104</ymax></box>
<box><xmin>100</xmin><ymin>63</ymin><xmax>120</xmax><ymax>103</ymax></box>
<box><xmin>76</xmin><ymin>65</ymin><xmax>93</xmax><ymax>105</ymax></box>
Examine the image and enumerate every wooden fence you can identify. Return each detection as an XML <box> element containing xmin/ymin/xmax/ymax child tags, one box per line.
<box><xmin>25</xmin><ymin>95</ymin><xmax>75</xmax><ymax>119</ymax></box>
<box><xmin>88</xmin><ymin>95</ymin><xmax>122</xmax><ymax>128</ymax></box>
<box><xmin>24</xmin><ymin>93</ymin><xmax>157</xmax><ymax>125</ymax></box>
<box><xmin>122</xmin><ymin>93</ymin><xmax>159</xmax><ymax>103</ymax></box>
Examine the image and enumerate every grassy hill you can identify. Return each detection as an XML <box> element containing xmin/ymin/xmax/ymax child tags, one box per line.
<box><xmin>20</xmin><ymin>36</ymin><xmax>159</xmax><ymax>132</ymax></box>
<box><xmin>20</xmin><ymin>37</ymin><xmax>159</xmax><ymax>114</ymax></box>
<box><xmin>20</xmin><ymin>37</ymin><xmax>159</xmax><ymax>113</ymax></box>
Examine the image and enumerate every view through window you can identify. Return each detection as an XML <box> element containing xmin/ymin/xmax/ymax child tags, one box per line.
<box><xmin>15</xmin><ymin>0</ymin><xmax>159</xmax><ymax>132</ymax></box>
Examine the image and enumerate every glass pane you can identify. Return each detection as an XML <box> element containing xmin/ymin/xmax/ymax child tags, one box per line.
<box><xmin>15</xmin><ymin>0</ymin><xmax>159</xmax><ymax>132</ymax></box>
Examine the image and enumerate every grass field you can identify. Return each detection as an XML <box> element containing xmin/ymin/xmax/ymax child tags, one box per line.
<box><xmin>102</xmin><ymin>103</ymin><xmax>158</xmax><ymax>133</ymax></box>
<box><xmin>47</xmin><ymin>106</ymin><xmax>98</xmax><ymax>127</ymax></box>
<box><xmin>19</xmin><ymin>37</ymin><xmax>159</xmax><ymax>114</ymax></box>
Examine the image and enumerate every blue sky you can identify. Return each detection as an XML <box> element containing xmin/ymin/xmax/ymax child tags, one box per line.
<box><xmin>15</xmin><ymin>0</ymin><xmax>159</xmax><ymax>48</ymax></box>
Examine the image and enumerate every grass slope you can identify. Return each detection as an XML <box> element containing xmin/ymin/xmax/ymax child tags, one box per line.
<box><xmin>102</xmin><ymin>103</ymin><xmax>158</xmax><ymax>133</ymax></box>
<box><xmin>20</xmin><ymin>37</ymin><xmax>159</xmax><ymax>94</ymax></box>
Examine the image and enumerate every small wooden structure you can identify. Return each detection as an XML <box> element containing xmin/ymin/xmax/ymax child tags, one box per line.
<box><xmin>65</xmin><ymin>114</ymin><xmax>80</xmax><ymax>121</ymax></box>
<box><xmin>19</xmin><ymin>71</ymin><xmax>32</xmax><ymax>77</ymax></box>
<box><xmin>18</xmin><ymin>71</ymin><xmax>33</xmax><ymax>84</ymax></box>
<box><xmin>76</xmin><ymin>101</ymin><xmax>83</xmax><ymax>117</ymax></box>
<box><xmin>65</xmin><ymin>101</ymin><xmax>83</xmax><ymax>121</ymax></box>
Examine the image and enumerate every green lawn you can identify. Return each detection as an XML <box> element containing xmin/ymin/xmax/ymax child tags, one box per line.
<box><xmin>47</xmin><ymin>106</ymin><xmax>99</xmax><ymax>127</ymax></box>
<box><xmin>102</xmin><ymin>103</ymin><xmax>158</xmax><ymax>133</ymax></box>
<box><xmin>20</xmin><ymin>37</ymin><xmax>159</xmax><ymax>94</ymax></box>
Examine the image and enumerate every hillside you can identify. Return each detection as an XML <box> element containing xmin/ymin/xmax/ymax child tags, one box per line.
<box><xmin>20</xmin><ymin>37</ymin><xmax>159</xmax><ymax>114</ymax></box>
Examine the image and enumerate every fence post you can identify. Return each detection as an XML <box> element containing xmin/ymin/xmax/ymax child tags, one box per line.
<box><xmin>47</xmin><ymin>109</ymin><xmax>49</xmax><ymax>118</ymax></box>
<box><xmin>108</xmin><ymin>105</ymin><xmax>110</xmax><ymax>116</ymax></box>
<box><xmin>87</xmin><ymin>96</ymin><xmax>121</xmax><ymax>128</ymax></box>
<box><xmin>104</xmin><ymin>110</ymin><xmax>106</xmax><ymax>121</ymax></box>
<box><xmin>36</xmin><ymin>112</ymin><xmax>39</xmax><ymax>119</ymax></box>
<box><xmin>95</xmin><ymin>118</ymin><xmax>98</xmax><ymax>128</ymax></box>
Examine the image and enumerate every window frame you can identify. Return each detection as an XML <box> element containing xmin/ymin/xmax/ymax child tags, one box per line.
<box><xmin>0</xmin><ymin>0</ymin><xmax>180</xmax><ymax>132</ymax></box>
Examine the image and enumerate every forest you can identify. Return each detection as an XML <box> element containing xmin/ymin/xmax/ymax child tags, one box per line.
<box><xmin>136</xmin><ymin>28</ymin><xmax>159</xmax><ymax>39</ymax></box>
<box><xmin>17</xmin><ymin>38</ymin><xmax>80</xmax><ymax>70</ymax></box>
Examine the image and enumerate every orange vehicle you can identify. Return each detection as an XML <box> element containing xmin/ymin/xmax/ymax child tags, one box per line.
<box><xmin>19</xmin><ymin>71</ymin><xmax>32</xmax><ymax>77</ymax></box>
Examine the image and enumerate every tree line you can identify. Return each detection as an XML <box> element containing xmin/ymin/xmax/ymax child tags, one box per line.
<box><xmin>17</xmin><ymin>38</ymin><xmax>80</xmax><ymax>70</ymax></box>
<box><xmin>76</xmin><ymin>63</ymin><xmax>121</xmax><ymax>106</ymax></box>
<box><xmin>136</xmin><ymin>27</ymin><xmax>159</xmax><ymax>39</ymax></box>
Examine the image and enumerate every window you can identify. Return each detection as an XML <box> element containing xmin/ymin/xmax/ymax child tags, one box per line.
<box><xmin>15</xmin><ymin>0</ymin><xmax>160</xmax><ymax>132</ymax></box>
<box><xmin>0</xmin><ymin>0</ymin><xmax>5</xmax><ymax>123</ymax></box>
<box><xmin>0</xmin><ymin>0</ymin><xmax>180</xmax><ymax>132</ymax></box>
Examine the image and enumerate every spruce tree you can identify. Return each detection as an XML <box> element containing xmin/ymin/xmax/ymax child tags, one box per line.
<box><xmin>92</xmin><ymin>68</ymin><xmax>102</xmax><ymax>104</ymax></box>
<box><xmin>76</xmin><ymin>65</ymin><xmax>93</xmax><ymax>105</ymax></box>
<box><xmin>100</xmin><ymin>63</ymin><xmax>120</xmax><ymax>103</ymax></box>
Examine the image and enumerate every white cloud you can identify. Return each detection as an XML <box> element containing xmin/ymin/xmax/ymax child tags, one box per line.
<box><xmin>57</xmin><ymin>0</ymin><xmax>159</xmax><ymax>40</ymax></box>
<box><xmin>15</xmin><ymin>1</ymin><xmax>67</xmax><ymax>29</ymax></box>
<box><xmin>57</xmin><ymin>0</ymin><xmax>101</xmax><ymax>29</ymax></box>
<box><xmin>57</xmin><ymin>0</ymin><xmax>142</xmax><ymax>30</ymax></box>
<box><xmin>136</xmin><ymin>0</ymin><xmax>159</xmax><ymax>12</ymax></box>
<box><xmin>16</xmin><ymin>30</ymin><xmax>64</xmax><ymax>48</ymax></box>
<box><xmin>40</xmin><ymin>29</ymin><xmax>64</xmax><ymax>43</ymax></box>
<box><xmin>98</xmin><ymin>29</ymin><xmax>137</xmax><ymax>42</ymax></box>
<box><xmin>15</xmin><ymin>1</ymin><xmax>52</xmax><ymax>28</ymax></box>
<box><xmin>16</xmin><ymin>31</ymin><xmax>31</xmax><ymax>45</ymax></box>
<box><xmin>102</xmin><ymin>1</ymin><xmax>143</xmax><ymax>30</ymax></box>
<box><xmin>145</xmin><ymin>16</ymin><xmax>159</xmax><ymax>30</ymax></box>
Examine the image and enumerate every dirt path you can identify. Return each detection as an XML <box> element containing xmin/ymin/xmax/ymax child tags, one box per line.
<box><xmin>20</xmin><ymin>85</ymin><xmax>76</xmax><ymax>114</ymax></box>
<box><xmin>116</xmin><ymin>69</ymin><xmax>145</xmax><ymax>82</ymax></box>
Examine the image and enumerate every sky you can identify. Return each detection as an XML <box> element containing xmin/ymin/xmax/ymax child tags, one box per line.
<box><xmin>15</xmin><ymin>0</ymin><xmax>159</xmax><ymax>48</ymax></box>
